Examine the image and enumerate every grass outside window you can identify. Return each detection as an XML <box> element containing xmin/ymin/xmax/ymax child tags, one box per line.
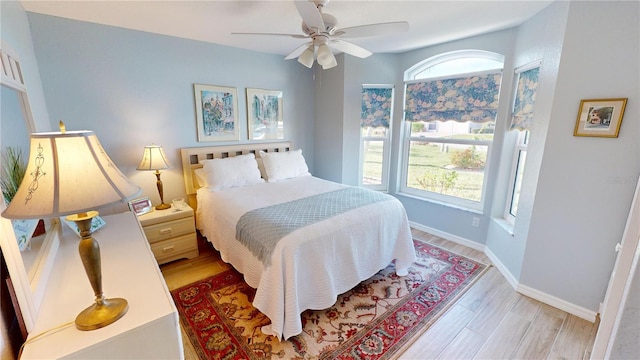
<box><xmin>364</xmin><ymin>141</ymin><xmax>489</xmax><ymax>202</ymax></box>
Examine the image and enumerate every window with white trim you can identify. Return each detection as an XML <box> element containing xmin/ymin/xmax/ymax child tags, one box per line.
<box><xmin>360</xmin><ymin>85</ymin><xmax>393</xmax><ymax>191</ymax></box>
<box><xmin>505</xmin><ymin>130</ymin><xmax>528</xmax><ymax>222</ymax></box>
<box><xmin>505</xmin><ymin>61</ymin><xmax>541</xmax><ymax>223</ymax></box>
<box><xmin>400</xmin><ymin>51</ymin><xmax>504</xmax><ymax>209</ymax></box>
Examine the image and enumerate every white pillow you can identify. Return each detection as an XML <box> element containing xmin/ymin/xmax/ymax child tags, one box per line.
<box><xmin>199</xmin><ymin>153</ymin><xmax>264</xmax><ymax>190</ymax></box>
<box><xmin>194</xmin><ymin>168</ymin><xmax>208</xmax><ymax>187</ymax></box>
<box><xmin>259</xmin><ymin>149</ymin><xmax>310</xmax><ymax>182</ymax></box>
<box><xmin>256</xmin><ymin>158</ymin><xmax>267</xmax><ymax>179</ymax></box>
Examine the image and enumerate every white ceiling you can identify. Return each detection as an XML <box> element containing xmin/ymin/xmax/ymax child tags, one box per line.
<box><xmin>21</xmin><ymin>0</ymin><xmax>554</xmax><ymax>57</ymax></box>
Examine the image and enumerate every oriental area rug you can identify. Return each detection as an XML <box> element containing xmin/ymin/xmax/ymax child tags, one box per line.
<box><xmin>171</xmin><ymin>239</ymin><xmax>488</xmax><ymax>360</ymax></box>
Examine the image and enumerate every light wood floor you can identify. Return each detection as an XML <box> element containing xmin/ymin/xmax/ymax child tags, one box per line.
<box><xmin>160</xmin><ymin>229</ymin><xmax>599</xmax><ymax>360</ymax></box>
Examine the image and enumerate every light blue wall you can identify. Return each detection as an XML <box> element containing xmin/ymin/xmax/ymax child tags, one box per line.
<box><xmin>313</xmin><ymin>55</ymin><xmax>345</xmax><ymax>183</ymax></box>
<box><xmin>1</xmin><ymin>86</ymin><xmax>29</xmax><ymax>149</ymax></box>
<box><xmin>25</xmin><ymin>12</ymin><xmax>316</xmax><ymax>205</ymax></box>
<box><xmin>520</xmin><ymin>0</ymin><xmax>639</xmax><ymax>312</ymax></box>
<box><xmin>486</xmin><ymin>0</ymin><xmax>570</xmax><ymax>282</ymax></box>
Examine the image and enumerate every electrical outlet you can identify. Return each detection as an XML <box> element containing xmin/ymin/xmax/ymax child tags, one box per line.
<box><xmin>472</xmin><ymin>217</ymin><xmax>480</xmax><ymax>227</ymax></box>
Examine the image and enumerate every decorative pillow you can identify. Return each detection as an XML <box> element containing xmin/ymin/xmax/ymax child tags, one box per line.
<box><xmin>199</xmin><ymin>153</ymin><xmax>264</xmax><ymax>190</ymax></box>
<box><xmin>259</xmin><ymin>149</ymin><xmax>310</xmax><ymax>182</ymax></box>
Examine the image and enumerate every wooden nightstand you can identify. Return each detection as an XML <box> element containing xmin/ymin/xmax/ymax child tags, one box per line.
<box><xmin>138</xmin><ymin>203</ymin><xmax>199</xmax><ymax>264</ymax></box>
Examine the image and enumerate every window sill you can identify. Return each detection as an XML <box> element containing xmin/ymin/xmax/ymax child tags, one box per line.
<box><xmin>396</xmin><ymin>191</ymin><xmax>483</xmax><ymax>215</ymax></box>
<box><xmin>492</xmin><ymin>217</ymin><xmax>514</xmax><ymax>236</ymax></box>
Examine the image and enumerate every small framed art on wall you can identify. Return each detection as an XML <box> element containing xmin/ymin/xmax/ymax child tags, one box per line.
<box><xmin>573</xmin><ymin>98</ymin><xmax>627</xmax><ymax>138</ymax></box>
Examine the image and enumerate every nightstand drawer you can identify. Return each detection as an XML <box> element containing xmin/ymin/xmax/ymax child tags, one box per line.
<box><xmin>143</xmin><ymin>217</ymin><xmax>195</xmax><ymax>243</ymax></box>
<box><xmin>151</xmin><ymin>233</ymin><xmax>197</xmax><ymax>263</ymax></box>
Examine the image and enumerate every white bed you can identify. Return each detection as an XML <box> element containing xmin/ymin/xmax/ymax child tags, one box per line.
<box><xmin>181</xmin><ymin>143</ymin><xmax>416</xmax><ymax>340</ymax></box>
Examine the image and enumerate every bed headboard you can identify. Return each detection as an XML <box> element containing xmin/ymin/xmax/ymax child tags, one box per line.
<box><xmin>180</xmin><ymin>142</ymin><xmax>292</xmax><ymax>207</ymax></box>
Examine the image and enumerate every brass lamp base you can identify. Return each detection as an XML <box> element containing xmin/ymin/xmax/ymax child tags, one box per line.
<box><xmin>154</xmin><ymin>170</ymin><xmax>171</xmax><ymax>210</ymax></box>
<box><xmin>155</xmin><ymin>202</ymin><xmax>171</xmax><ymax>210</ymax></box>
<box><xmin>66</xmin><ymin>210</ymin><xmax>129</xmax><ymax>331</ymax></box>
<box><xmin>75</xmin><ymin>297</ymin><xmax>128</xmax><ymax>331</ymax></box>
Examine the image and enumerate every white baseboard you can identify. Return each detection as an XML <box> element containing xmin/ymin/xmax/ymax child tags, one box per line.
<box><xmin>483</xmin><ymin>245</ymin><xmax>519</xmax><ymax>288</ymax></box>
<box><xmin>410</xmin><ymin>221</ymin><xmax>598</xmax><ymax>323</ymax></box>
<box><xmin>516</xmin><ymin>284</ymin><xmax>598</xmax><ymax>322</ymax></box>
<box><xmin>409</xmin><ymin>221</ymin><xmax>484</xmax><ymax>252</ymax></box>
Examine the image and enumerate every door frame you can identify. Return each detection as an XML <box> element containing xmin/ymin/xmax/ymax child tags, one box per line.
<box><xmin>591</xmin><ymin>176</ymin><xmax>640</xmax><ymax>358</ymax></box>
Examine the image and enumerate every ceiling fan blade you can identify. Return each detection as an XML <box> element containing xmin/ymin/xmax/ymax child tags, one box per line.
<box><xmin>294</xmin><ymin>0</ymin><xmax>325</xmax><ymax>32</ymax></box>
<box><xmin>337</xmin><ymin>21</ymin><xmax>409</xmax><ymax>39</ymax></box>
<box><xmin>231</xmin><ymin>32</ymin><xmax>308</xmax><ymax>39</ymax></box>
<box><xmin>285</xmin><ymin>43</ymin><xmax>312</xmax><ymax>60</ymax></box>
<box><xmin>330</xmin><ymin>39</ymin><xmax>372</xmax><ymax>58</ymax></box>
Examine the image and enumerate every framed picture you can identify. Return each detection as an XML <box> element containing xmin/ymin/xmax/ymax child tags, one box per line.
<box><xmin>573</xmin><ymin>98</ymin><xmax>627</xmax><ymax>138</ymax></box>
<box><xmin>246</xmin><ymin>88</ymin><xmax>283</xmax><ymax>140</ymax></box>
<box><xmin>194</xmin><ymin>84</ymin><xmax>240</xmax><ymax>142</ymax></box>
<box><xmin>128</xmin><ymin>197</ymin><xmax>153</xmax><ymax>216</ymax></box>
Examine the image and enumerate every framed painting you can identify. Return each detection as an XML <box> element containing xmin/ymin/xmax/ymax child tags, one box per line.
<box><xmin>246</xmin><ymin>88</ymin><xmax>283</xmax><ymax>140</ymax></box>
<box><xmin>573</xmin><ymin>98</ymin><xmax>627</xmax><ymax>138</ymax></box>
<box><xmin>194</xmin><ymin>84</ymin><xmax>240</xmax><ymax>142</ymax></box>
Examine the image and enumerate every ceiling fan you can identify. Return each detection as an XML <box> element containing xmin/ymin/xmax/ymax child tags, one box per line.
<box><xmin>231</xmin><ymin>0</ymin><xmax>409</xmax><ymax>69</ymax></box>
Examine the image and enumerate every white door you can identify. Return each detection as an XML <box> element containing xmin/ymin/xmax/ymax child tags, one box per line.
<box><xmin>591</xmin><ymin>177</ymin><xmax>640</xmax><ymax>359</ymax></box>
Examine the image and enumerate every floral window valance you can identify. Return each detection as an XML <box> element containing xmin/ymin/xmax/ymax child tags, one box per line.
<box><xmin>361</xmin><ymin>87</ymin><xmax>393</xmax><ymax>128</ymax></box>
<box><xmin>404</xmin><ymin>71</ymin><xmax>502</xmax><ymax>123</ymax></box>
<box><xmin>510</xmin><ymin>64</ymin><xmax>540</xmax><ymax>131</ymax></box>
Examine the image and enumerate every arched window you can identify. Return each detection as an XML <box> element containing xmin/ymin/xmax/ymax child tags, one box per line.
<box><xmin>400</xmin><ymin>50</ymin><xmax>504</xmax><ymax>209</ymax></box>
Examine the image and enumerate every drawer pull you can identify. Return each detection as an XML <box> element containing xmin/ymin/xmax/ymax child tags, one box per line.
<box><xmin>159</xmin><ymin>227</ymin><xmax>173</xmax><ymax>235</ymax></box>
<box><xmin>162</xmin><ymin>246</ymin><xmax>175</xmax><ymax>253</ymax></box>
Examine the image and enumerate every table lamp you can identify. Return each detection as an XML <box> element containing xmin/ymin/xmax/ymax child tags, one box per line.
<box><xmin>1</xmin><ymin>122</ymin><xmax>141</xmax><ymax>331</ymax></box>
<box><xmin>137</xmin><ymin>144</ymin><xmax>171</xmax><ymax>210</ymax></box>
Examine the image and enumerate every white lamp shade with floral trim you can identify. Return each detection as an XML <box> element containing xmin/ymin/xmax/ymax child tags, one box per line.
<box><xmin>2</xmin><ymin>130</ymin><xmax>140</xmax><ymax>219</ymax></box>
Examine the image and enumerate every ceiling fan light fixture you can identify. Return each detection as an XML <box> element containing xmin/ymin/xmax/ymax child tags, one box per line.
<box><xmin>297</xmin><ymin>47</ymin><xmax>315</xmax><ymax>68</ymax></box>
<box><xmin>233</xmin><ymin>0</ymin><xmax>410</xmax><ymax>71</ymax></box>
<box><xmin>322</xmin><ymin>54</ymin><xmax>337</xmax><ymax>69</ymax></box>
<box><xmin>316</xmin><ymin>43</ymin><xmax>333</xmax><ymax>66</ymax></box>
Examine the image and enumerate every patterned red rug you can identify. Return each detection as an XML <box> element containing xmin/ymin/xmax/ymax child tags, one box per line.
<box><xmin>171</xmin><ymin>239</ymin><xmax>488</xmax><ymax>359</ymax></box>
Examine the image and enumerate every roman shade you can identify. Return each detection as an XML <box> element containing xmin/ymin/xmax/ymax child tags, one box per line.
<box><xmin>361</xmin><ymin>87</ymin><xmax>393</xmax><ymax>128</ymax></box>
<box><xmin>404</xmin><ymin>71</ymin><xmax>502</xmax><ymax>124</ymax></box>
<box><xmin>509</xmin><ymin>64</ymin><xmax>541</xmax><ymax>131</ymax></box>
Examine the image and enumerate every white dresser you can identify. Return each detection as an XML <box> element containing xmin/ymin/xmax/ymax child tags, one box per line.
<box><xmin>20</xmin><ymin>211</ymin><xmax>183</xmax><ymax>359</ymax></box>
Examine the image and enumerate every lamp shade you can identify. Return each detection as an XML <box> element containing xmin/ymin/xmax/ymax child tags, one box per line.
<box><xmin>1</xmin><ymin>130</ymin><xmax>140</xmax><ymax>219</ymax></box>
<box><xmin>136</xmin><ymin>145</ymin><xmax>170</xmax><ymax>171</ymax></box>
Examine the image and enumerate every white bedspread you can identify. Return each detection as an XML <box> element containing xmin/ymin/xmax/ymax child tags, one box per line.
<box><xmin>196</xmin><ymin>176</ymin><xmax>416</xmax><ymax>340</ymax></box>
